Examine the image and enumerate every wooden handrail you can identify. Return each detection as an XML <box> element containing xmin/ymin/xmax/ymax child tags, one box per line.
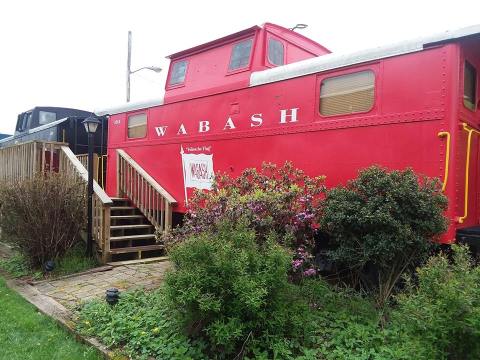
<box><xmin>61</xmin><ymin>147</ymin><xmax>112</xmax><ymax>204</ymax></box>
<box><xmin>59</xmin><ymin>146</ymin><xmax>112</xmax><ymax>262</ymax></box>
<box><xmin>117</xmin><ymin>149</ymin><xmax>176</xmax><ymax>233</ymax></box>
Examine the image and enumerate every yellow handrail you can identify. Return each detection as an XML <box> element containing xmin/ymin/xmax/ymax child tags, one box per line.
<box><xmin>437</xmin><ymin>131</ymin><xmax>451</xmax><ymax>192</ymax></box>
<box><xmin>459</xmin><ymin>123</ymin><xmax>480</xmax><ymax>223</ymax></box>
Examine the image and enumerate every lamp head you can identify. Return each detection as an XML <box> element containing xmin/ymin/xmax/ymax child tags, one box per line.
<box><xmin>82</xmin><ymin>116</ymin><xmax>101</xmax><ymax>134</ymax></box>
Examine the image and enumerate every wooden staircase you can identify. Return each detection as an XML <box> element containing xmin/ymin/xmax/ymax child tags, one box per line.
<box><xmin>0</xmin><ymin>141</ymin><xmax>176</xmax><ymax>264</ymax></box>
<box><xmin>107</xmin><ymin>198</ymin><xmax>165</xmax><ymax>262</ymax></box>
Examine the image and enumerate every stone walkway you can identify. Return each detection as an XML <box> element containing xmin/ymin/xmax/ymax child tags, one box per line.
<box><xmin>34</xmin><ymin>261</ymin><xmax>171</xmax><ymax>308</ymax></box>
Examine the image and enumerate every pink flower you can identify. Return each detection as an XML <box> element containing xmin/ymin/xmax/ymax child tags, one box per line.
<box><xmin>303</xmin><ymin>268</ymin><xmax>316</xmax><ymax>277</ymax></box>
<box><xmin>291</xmin><ymin>259</ymin><xmax>303</xmax><ymax>269</ymax></box>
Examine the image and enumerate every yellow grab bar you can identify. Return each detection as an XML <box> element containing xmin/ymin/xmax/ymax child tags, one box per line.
<box><xmin>458</xmin><ymin>123</ymin><xmax>480</xmax><ymax>223</ymax></box>
<box><xmin>437</xmin><ymin>131</ymin><xmax>451</xmax><ymax>192</ymax></box>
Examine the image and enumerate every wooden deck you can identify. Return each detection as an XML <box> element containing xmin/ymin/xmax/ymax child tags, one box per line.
<box><xmin>0</xmin><ymin>140</ymin><xmax>176</xmax><ymax>263</ymax></box>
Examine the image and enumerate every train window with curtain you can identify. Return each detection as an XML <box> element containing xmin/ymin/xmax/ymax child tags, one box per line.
<box><xmin>320</xmin><ymin>70</ymin><xmax>375</xmax><ymax>116</ymax></box>
<box><xmin>169</xmin><ymin>60</ymin><xmax>188</xmax><ymax>86</ymax></box>
<box><xmin>268</xmin><ymin>38</ymin><xmax>284</xmax><ymax>66</ymax></box>
<box><xmin>228</xmin><ymin>38</ymin><xmax>253</xmax><ymax>71</ymax></box>
<box><xmin>127</xmin><ymin>113</ymin><xmax>147</xmax><ymax>139</ymax></box>
<box><xmin>464</xmin><ymin>61</ymin><xmax>477</xmax><ymax>111</ymax></box>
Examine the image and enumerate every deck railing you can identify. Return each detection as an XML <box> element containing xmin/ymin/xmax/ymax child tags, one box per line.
<box><xmin>0</xmin><ymin>141</ymin><xmax>113</xmax><ymax>261</ymax></box>
<box><xmin>0</xmin><ymin>140</ymin><xmax>65</xmax><ymax>181</ymax></box>
<box><xmin>77</xmin><ymin>153</ymin><xmax>99</xmax><ymax>183</ymax></box>
<box><xmin>117</xmin><ymin>149</ymin><xmax>176</xmax><ymax>234</ymax></box>
<box><xmin>60</xmin><ymin>146</ymin><xmax>113</xmax><ymax>261</ymax></box>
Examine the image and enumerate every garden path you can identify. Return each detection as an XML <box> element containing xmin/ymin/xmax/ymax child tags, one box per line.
<box><xmin>34</xmin><ymin>260</ymin><xmax>171</xmax><ymax>308</ymax></box>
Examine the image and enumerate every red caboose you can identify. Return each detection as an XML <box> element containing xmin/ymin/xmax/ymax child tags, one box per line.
<box><xmin>97</xmin><ymin>23</ymin><xmax>480</xmax><ymax>248</ymax></box>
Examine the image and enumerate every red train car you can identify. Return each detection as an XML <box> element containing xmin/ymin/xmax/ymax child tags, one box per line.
<box><xmin>97</xmin><ymin>23</ymin><xmax>480</xmax><ymax>246</ymax></box>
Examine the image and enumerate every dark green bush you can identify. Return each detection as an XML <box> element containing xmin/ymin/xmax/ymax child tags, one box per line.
<box><xmin>164</xmin><ymin>222</ymin><xmax>319</xmax><ymax>358</ymax></box>
<box><xmin>321</xmin><ymin>166</ymin><xmax>448</xmax><ymax>306</ymax></box>
<box><xmin>0</xmin><ymin>173</ymin><xmax>86</xmax><ymax>267</ymax></box>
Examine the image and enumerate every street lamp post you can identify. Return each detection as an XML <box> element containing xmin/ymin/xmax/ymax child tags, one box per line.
<box><xmin>126</xmin><ymin>31</ymin><xmax>162</xmax><ymax>102</ymax></box>
<box><xmin>82</xmin><ymin>116</ymin><xmax>101</xmax><ymax>257</ymax></box>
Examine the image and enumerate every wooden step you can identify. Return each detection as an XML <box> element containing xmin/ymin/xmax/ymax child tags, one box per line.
<box><xmin>111</xmin><ymin>215</ymin><xmax>144</xmax><ymax>220</ymax></box>
<box><xmin>109</xmin><ymin>244</ymin><xmax>164</xmax><ymax>255</ymax></box>
<box><xmin>110</xmin><ymin>197</ymin><xmax>128</xmax><ymax>201</ymax></box>
<box><xmin>110</xmin><ymin>234</ymin><xmax>156</xmax><ymax>242</ymax></box>
<box><xmin>111</xmin><ymin>206</ymin><xmax>136</xmax><ymax>211</ymax></box>
<box><xmin>110</xmin><ymin>224</ymin><xmax>152</xmax><ymax>230</ymax></box>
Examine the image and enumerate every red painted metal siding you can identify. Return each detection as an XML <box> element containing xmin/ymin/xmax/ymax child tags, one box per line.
<box><xmin>105</xmin><ymin>39</ymin><xmax>480</xmax><ymax>244</ymax></box>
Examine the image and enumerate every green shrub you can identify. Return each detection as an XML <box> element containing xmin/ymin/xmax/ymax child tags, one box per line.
<box><xmin>321</xmin><ymin>166</ymin><xmax>448</xmax><ymax>306</ymax></box>
<box><xmin>164</xmin><ymin>222</ymin><xmax>319</xmax><ymax>358</ymax></box>
<box><xmin>0</xmin><ymin>173</ymin><xmax>86</xmax><ymax>267</ymax></box>
<box><xmin>390</xmin><ymin>244</ymin><xmax>480</xmax><ymax>359</ymax></box>
<box><xmin>77</xmin><ymin>289</ymin><xmax>205</xmax><ymax>360</ymax></box>
<box><xmin>0</xmin><ymin>253</ymin><xmax>31</xmax><ymax>278</ymax></box>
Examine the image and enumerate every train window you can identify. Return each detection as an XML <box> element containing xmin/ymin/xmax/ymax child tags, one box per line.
<box><xmin>268</xmin><ymin>38</ymin><xmax>284</xmax><ymax>66</ymax></box>
<box><xmin>229</xmin><ymin>38</ymin><xmax>253</xmax><ymax>71</ymax></box>
<box><xmin>127</xmin><ymin>113</ymin><xmax>147</xmax><ymax>139</ymax></box>
<box><xmin>169</xmin><ymin>60</ymin><xmax>188</xmax><ymax>86</ymax></box>
<box><xmin>464</xmin><ymin>61</ymin><xmax>477</xmax><ymax>111</ymax></box>
<box><xmin>320</xmin><ymin>70</ymin><xmax>375</xmax><ymax>116</ymax></box>
<box><xmin>38</xmin><ymin>111</ymin><xmax>57</xmax><ymax>125</ymax></box>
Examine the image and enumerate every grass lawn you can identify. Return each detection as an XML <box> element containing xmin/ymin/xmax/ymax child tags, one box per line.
<box><xmin>0</xmin><ymin>276</ymin><xmax>102</xmax><ymax>360</ymax></box>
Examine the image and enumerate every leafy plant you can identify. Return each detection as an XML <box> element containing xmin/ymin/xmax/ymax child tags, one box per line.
<box><xmin>321</xmin><ymin>166</ymin><xmax>448</xmax><ymax>307</ymax></box>
<box><xmin>0</xmin><ymin>253</ymin><xmax>30</xmax><ymax>278</ymax></box>
<box><xmin>164</xmin><ymin>222</ymin><xmax>319</xmax><ymax>358</ymax></box>
<box><xmin>0</xmin><ymin>173</ymin><xmax>86</xmax><ymax>267</ymax></box>
<box><xmin>390</xmin><ymin>245</ymin><xmax>480</xmax><ymax>359</ymax></box>
<box><xmin>77</xmin><ymin>289</ymin><xmax>206</xmax><ymax>360</ymax></box>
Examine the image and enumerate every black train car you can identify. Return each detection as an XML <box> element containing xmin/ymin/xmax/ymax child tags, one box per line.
<box><xmin>0</xmin><ymin>106</ymin><xmax>107</xmax><ymax>156</ymax></box>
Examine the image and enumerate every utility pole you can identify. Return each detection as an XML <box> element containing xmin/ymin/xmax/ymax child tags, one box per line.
<box><xmin>126</xmin><ymin>31</ymin><xmax>132</xmax><ymax>102</ymax></box>
<box><xmin>126</xmin><ymin>31</ymin><xmax>161</xmax><ymax>102</ymax></box>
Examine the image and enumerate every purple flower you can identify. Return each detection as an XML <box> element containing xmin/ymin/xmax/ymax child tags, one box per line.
<box><xmin>303</xmin><ymin>268</ymin><xmax>316</xmax><ymax>277</ymax></box>
<box><xmin>291</xmin><ymin>259</ymin><xmax>303</xmax><ymax>269</ymax></box>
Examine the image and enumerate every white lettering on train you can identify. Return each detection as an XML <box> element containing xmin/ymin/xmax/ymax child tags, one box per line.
<box><xmin>223</xmin><ymin>117</ymin><xmax>236</xmax><ymax>130</ymax></box>
<box><xmin>279</xmin><ymin>108</ymin><xmax>299</xmax><ymax>123</ymax></box>
<box><xmin>153</xmin><ymin>108</ymin><xmax>299</xmax><ymax>137</ymax></box>
<box><xmin>177</xmin><ymin>124</ymin><xmax>187</xmax><ymax>135</ymax></box>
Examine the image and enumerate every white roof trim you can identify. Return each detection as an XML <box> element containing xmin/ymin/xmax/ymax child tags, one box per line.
<box><xmin>95</xmin><ymin>97</ymin><xmax>165</xmax><ymax>116</ymax></box>
<box><xmin>250</xmin><ymin>24</ymin><xmax>480</xmax><ymax>87</ymax></box>
<box><xmin>0</xmin><ymin>135</ymin><xmax>14</xmax><ymax>144</ymax></box>
<box><xmin>28</xmin><ymin>117</ymin><xmax>70</xmax><ymax>134</ymax></box>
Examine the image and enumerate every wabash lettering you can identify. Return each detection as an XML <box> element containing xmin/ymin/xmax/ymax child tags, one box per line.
<box><xmin>154</xmin><ymin>108</ymin><xmax>299</xmax><ymax>137</ymax></box>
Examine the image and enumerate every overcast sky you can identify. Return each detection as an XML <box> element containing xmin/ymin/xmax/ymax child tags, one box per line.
<box><xmin>0</xmin><ymin>0</ymin><xmax>478</xmax><ymax>134</ymax></box>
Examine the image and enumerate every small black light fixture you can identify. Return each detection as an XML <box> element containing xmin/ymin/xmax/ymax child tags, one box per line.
<box><xmin>290</xmin><ymin>24</ymin><xmax>308</xmax><ymax>31</ymax></box>
<box><xmin>82</xmin><ymin>116</ymin><xmax>101</xmax><ymax>257</ymax></box>
<box><xmin>106</xmin><ymin>288</ymin><xmax>120</xmax><ymax>306</ymax></box>
<box><xmin>44</xmin><ymin>260</ymin><xmax>55</xmax><ymax>272</ymax></box>
<box><xmin>82</xmin><ymin>116</ymin><xmax>101</xmax><ymax>135</ymax></box>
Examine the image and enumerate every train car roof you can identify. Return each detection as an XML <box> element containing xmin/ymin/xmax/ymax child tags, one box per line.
<box><xmin>96</xmin><ymin>23</ymin><xmax>480</xmax><ymax>116</ymax></box>
<box><xmin>250</xmin><ymin>23</ymin><xmax>480</xmax><ymax>86</ymax></box>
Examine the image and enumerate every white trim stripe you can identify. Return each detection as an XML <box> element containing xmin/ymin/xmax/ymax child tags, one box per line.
<box><xmin>95</xmin><ymin>97</ymin><xmax>165</xmax><ymax>116</ymax></box>
<box><xmin>250</xmin><ymin>24</ymin><xmax>480</xmax><ymax>87</ymax></box>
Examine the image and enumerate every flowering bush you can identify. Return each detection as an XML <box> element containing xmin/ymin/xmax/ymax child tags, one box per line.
<box><xmin>166</xmin><ymin>162</ymin><xmax>325</xmax><ymax>255</ymax></box>
<box><xmin>291</xmin><ymin>246</ymin><xmax>317</xmax><ymax>281</ymax></box>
